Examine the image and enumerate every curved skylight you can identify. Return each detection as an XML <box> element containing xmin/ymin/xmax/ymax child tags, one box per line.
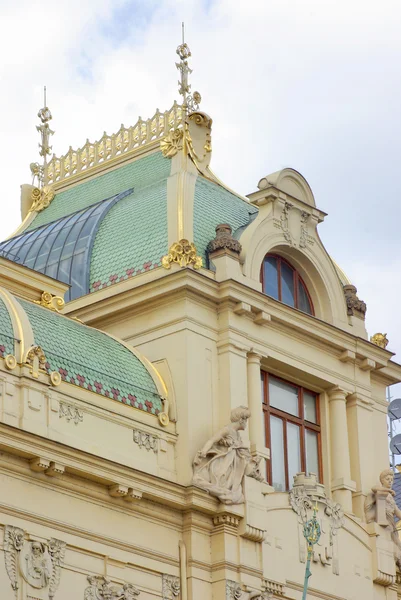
<box><xmin>0</xmin><ymin>189</ymin><xmax>133</xmax><ymax>301</ymax></box>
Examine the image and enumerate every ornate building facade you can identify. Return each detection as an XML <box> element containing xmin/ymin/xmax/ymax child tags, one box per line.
<box><xmin>0</xmin><ymin>40</ymin><xmax>400</xmax><ymax>600</ymax></box>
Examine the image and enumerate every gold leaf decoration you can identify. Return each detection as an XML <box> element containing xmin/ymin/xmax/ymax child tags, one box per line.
<box><xmin>162</xmin><ymin>239</ymin><xmax>202</xmax><ymax>270</ymax></box>
<box><xmin>370</xmin><ymin>333</ymin><xmax>389</xmax><ymax>349</ymax></box>
<box><xmin>30</xmin><ymin>185</ymin><xmax>55</xmax><ymax>212</ymax></box>
<box><xmin>34</xmin><ymin>291</ymin><xmax>65</xmax><ymax>312</ymax></box>
<box><xmin>160</xmin><ymin>129</ymin><xmax>184</xmax><ymax>158</ymax></box>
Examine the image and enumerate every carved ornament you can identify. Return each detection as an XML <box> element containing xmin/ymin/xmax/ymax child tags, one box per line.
<box><xmin>25</xmin><ymin>345</ymin><xmax>47</xmax><ymax>378</ymax></box>
<box><xmin>192</xmin><ymin>406</ymin><xmax>264</xmax><ymax>504</ymax></box>
<box><xmin>365</xmin><ymin>469</ymin><xmax>401</xmax><ymax>571</ymax></box>
<box><xmin>162</xmin><ymin>574</ymin><xmax>180</xmax><ymax>600</ymax></box>
<box><xmin>160</xmin><ymin>128</ymin><xmax>184</xmax><ymax>158</ymax></box>
<box><xmin>133</xmin><ymin>429</ymin><xmax>158</xmax><ymax>453</ymax></box>
<box><xmin>34</xmin><ymin>291</ymin><xmax>65</xmax><ymax>312</ymax></box>
<box><xmin>370</xmin><ymin>333</ymin><xmax>389</xmax><ymax>349</ymax></box>
<box><xmin>162</xmin><ymin>239</ymin><xmax>202</xmax><ymax>270</ymax></box>
<box><xmin>30</xmin><ymin>186</ymin><xmax>55</xmax><ymax>213</ymax></box>
<box><xmin>5</xmin><ymin>354</ymin><xmax>17</xmax><ymax>370</ymax></box>
<box><xmin>289</xmin><ymin>473</ymin><xmax>344</xmax><ymax>575</ymax></box>
<box><xmin>4</xmin><ymin>526</ymin><xmax>66</xmax><ymax>599</ymax></box>
<box><xmin>59</xmin><ymin>401</ymin><xmax>83</xmax><ymax>425</ymax></box>
<box><xmin>207</xmin><ymin>224</ymin><xmax>242</xmax><ymax>257</ymax></box>
<box><xmin>84</xmin><ymin>576</ymin><xmax>140</xmax><ymax>600</ymax></box>
<box><xmin>343</xmin><ymin>285</ymin><xmax>367</xmax><ymax>319</ymax></box>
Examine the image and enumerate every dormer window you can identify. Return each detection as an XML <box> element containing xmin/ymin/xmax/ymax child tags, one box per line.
<box><xmin>261</xmin><ymin>254</ymin><xmax>314</xmax><ymax>315</ymax></box>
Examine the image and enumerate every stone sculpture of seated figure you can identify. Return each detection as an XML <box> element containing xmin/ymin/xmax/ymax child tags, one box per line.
<box><xmin>192</xmin><ymin>405</ymin><xmax>263</xmax><ymax>504</ymax></box>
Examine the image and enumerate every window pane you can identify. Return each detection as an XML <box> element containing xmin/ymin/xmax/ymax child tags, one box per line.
<box><xmin>263</xmin><ymin>256</ymin><xmax>279</xmax><ymax>300</ymax></box>
<box><xmin>270</xmin><ymin>416</ymin><xmax>286</xmax><ymax>491</ymax></box>
<box><xmin>287</xmin><ymin>422</ymin><xmax>301</xmax><ymax>488</ymax></box>
<box><xmin>304</xmin><ymin>391</ymin><xmax>317</xmax><ymax>423</ymax></box>
<box><xmin>281</xmin><ymin>261</ymin><xmax>295</xmax><ymax>307</ymax></box>
<box><xmin>305</xmin><ymin>429</ymin><xmax>319</xmax><ymax>478</ymax></box>
<box><xmin>298</xmin><ymin>279</ymin><xmax>312</xmax><ymax>314</ymax></box>
<box><xmin>269</xmin><ymin>376</ymin><xmax>299</xmax><ymax>416</ymax></box>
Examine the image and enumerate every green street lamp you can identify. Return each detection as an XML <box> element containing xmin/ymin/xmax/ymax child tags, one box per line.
<box><xmin>302</xmin><ymin>502</ymin><xmax>321</xmax><ymax>600</ymax></box>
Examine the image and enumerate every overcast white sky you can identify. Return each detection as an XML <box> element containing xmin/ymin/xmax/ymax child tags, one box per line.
<box><xmin>1</xmin><ymin>0</ymin><xmax>401</xmax><ymax>404</ymax></box>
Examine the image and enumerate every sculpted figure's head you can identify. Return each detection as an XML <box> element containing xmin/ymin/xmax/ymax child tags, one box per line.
<box><xmin>31</xmin><ymin>542</ymin><xmax>44</xmax><ymax>557</ymax></box>
<box><xmin>380</xmin><ymin>468</ymin><xmax>394</xmax><ymax>489</ymax></box>
<box><xmin>230</xmin><ymin>406</ymin><xmax>251</xmax><ymax>431</ymax></box>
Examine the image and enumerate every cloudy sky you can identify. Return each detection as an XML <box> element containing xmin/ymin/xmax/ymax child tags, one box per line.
<box><xmin>1</xmin><ymin>0</ymin><xmax>401</xmax><ymax>400</ymax></box>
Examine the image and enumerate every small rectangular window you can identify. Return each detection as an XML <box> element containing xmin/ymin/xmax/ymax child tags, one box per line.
<box><xmin>262</xmin><ymin>371</ymin><xmax>321</xmax><ymax>491</ymax></box>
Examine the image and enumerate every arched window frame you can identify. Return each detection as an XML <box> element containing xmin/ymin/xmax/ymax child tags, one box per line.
<box><xmin>260</xmin><ymin>253</ymin><xmax>315</xmax><ymax>316</ymax></box>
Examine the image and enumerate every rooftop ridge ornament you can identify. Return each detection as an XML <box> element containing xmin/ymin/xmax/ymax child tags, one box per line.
<box><xmin>176</xmin><ymin>22</ymin><xmax>201</xmax><ymax>115</ymax></box>
<box><xmin>29</xmin><ymin>87</ymin><xmax>56</xmax><ymax>212</ymax></box>
<box><xmin>31</xmin><ymin>86</ymin><xmax>54</xmax><ymax>188</ymax></box>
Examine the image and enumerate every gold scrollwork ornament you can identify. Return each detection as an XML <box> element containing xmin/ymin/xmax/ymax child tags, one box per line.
<box><xmin>34</xmin><ymin>291</ymin><xmax>65</xmax><ymax>313</ymax></box>
<box><xmin>162</xmin><ymin>239</ymin><xmax>202</xmax><ymax>270</ymax></box>
<box><xmin>30</xmin><ymin>186</ymin><xmax>55</xmax><ymax>213</ymax></box>
<box><xmin>160</xmin><ymin>128</ymin><xmax>184</xmax><ymax>158</ymax></box>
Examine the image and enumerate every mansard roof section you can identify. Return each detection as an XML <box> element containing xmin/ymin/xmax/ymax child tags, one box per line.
<box><xmin>0</xmin><ymin>287</ymin><xmax>166</xmax><ymax>416</ymax></box>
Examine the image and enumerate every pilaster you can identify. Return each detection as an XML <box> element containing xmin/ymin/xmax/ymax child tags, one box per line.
<box><xmin>328</xmin><ymin>387</ymin><xmax>356</xmax><ymax>513</ymax></box>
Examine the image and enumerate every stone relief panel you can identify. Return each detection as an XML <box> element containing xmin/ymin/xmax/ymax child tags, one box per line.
<box><xmin>59</xmin><ymin>401</ymin><xmax>83</xmax><ymax>425</ymax></box>
<box><xmin>4</xmin><ymin>526</ymin><xmax>66</xmax><ymax>599</ymax></box>
<box><xmin>192</xmin><ymin>406</ymin><xmax>263</xmax><ymax>504</ymax></box>
<box><xmin>273</xmin><ymin>202</ymin><xmax>314</xmax><ymax>248</ymax></box>
<box><xmin>84</xmin><ymin>576</ymin><xmax>140</xmax><ymax>599</ymax></box>
<box><xmin>162</xmin><ymin>574</ymin><xmax>180</xmax><ymax>599</ymax></box>
<box><xmin>226</xmin><ymin>580</ymin><xmax>271</xmax><ymax>600</ymax></box>
<box><xmin>289</xmin><ymin>473</ymin><xmax>344</xmax><ymax>575</ymax></box>
<box><xmin>133</xmin><ymin>429</ymin><xmax>158</xmax><ymax>453</ymax></box>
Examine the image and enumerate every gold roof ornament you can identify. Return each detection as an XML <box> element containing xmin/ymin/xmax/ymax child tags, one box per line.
<box><xmin>29</xmin><ymin>87</ymin><xmax>55</xmax><ymax>212</ymax></box>
<box><xmin>176</xmin><ymin>23</ymin><xmax>201</xmax><ymax>116</ymax></box>
<box><xmin>34</xmin><ymin>291</ymin><xmax>65</xmax><ymax>313</ymax></box>
<box><xmin>162</xmin><ymin>239</ymin><xmax>202</xmax><ymax>270</ymax></box>
<box><xmin>370</xmin><ymin>333</ymin><xmax>389</xmax><ymax>349</ymax></box>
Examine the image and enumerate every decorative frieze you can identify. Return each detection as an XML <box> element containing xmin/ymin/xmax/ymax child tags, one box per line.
<box><xmin>84</xmin><ymin>576</ymin><xmax>140</xmax><ymax>599</ymax></box>
<box><xmin>4</xmin><ymin>525</ymin><xmax>66</xmax><ymax>599</ymax></box>
<box><xmin>162</xmin><ymin>574</ymin><xmax>180</xmax><ymax>599</ymax></box>
<box><xmin>133</xmin><ymin>429</ymin><xmax>158</xmax><ymax>453</ymax></box>
<box><xmin>59</xmin><ymin>401</ymin><xmax>83</xmax><ymax>425</ymax></box>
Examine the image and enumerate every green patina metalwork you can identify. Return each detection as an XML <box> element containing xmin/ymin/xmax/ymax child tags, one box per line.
<box><xmin>0</xmin><ymin>296</ymin><xmax>15</xmax><ymax>357</ymax></box>
<box><xmin>18</xmin><ymin>298</ymin><xmax>162</xmax><ymax>414</ymax></box>
<box><xmin>193</xmin><ymin>176</ymin><xmax>258</xmax><ymax>264</ymax></box>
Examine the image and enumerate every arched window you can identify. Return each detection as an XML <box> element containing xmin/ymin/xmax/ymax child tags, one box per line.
<box><xmin>261</xmin><ymin>254</ymin><xmax>314</xmax><ymax>315</ymax></box>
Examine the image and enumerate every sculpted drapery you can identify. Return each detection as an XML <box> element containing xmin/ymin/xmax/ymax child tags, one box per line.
<box><xmin>365</xmin><ymin>468</ymin><xmax>401</xmax><ymax>568</ymax></box>
<box><xmin>192</xmin><ymin>406</ymin><xmax>263</xmax><ymax>504</ymax></box>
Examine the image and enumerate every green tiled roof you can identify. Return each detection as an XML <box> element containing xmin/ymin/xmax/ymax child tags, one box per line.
<box><xmin>0</xmin><ymin>296</ymin><xmax>15</xmax><ymax>357</ymax></box>
<box><xmin>193</xmin><ymin>177</ymin><xmax>258</xmax><ymax>264</ymax></box>
<box><xmin>28</xmin><ymin>152</ymin><xmax>171</xmax><ymax>230</ymax></box>
<box><xmin>18</xmin><ymin>298</ymin><xmax>162</xmax><ymax>414</ymax></box>
<box><xmin>90</xmin><ymin>177</ymin><xmax>168</xmax><ymax>291</ymax></box>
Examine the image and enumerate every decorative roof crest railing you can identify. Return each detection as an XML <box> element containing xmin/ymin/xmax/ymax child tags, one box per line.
<box><xmin>46</xmin><ymin>102</ymin><xmax>183</xmax><ymax>186</ymax></box>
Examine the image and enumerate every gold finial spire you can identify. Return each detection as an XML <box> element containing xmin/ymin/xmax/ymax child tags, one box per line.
<box><xmin>31</xmin><ymin>86</ymin><xmax>54</xmax><ymax>188</ymax></box>
<box><xmin>176</xmin><ymin>23</ymin><xmax>201</xmax><ymax>115</ymax></box>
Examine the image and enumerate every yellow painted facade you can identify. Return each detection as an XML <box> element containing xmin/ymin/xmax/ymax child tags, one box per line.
<box><xmin>1</xmin><ymin>43</ymin><xmax>401</xmax><ymax>600</ymax></box>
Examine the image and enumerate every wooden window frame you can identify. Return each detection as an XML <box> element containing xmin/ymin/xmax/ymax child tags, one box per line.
<box><xmin>261</xmin><ymin>371</ymin><xmax>322</xmax><ymax>491</ymax></box>
<box><xmin>260</xmin><ymin>253</ymin><xmax>314</xmax><ymax>315</ymax></box>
